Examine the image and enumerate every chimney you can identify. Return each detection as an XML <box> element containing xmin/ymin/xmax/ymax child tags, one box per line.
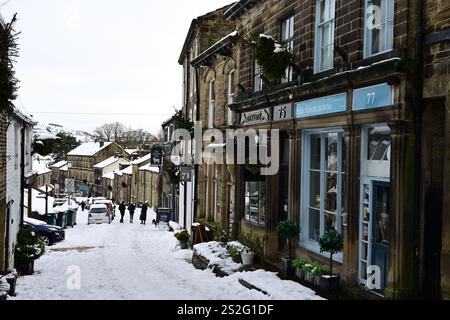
<box><xmin>100</xmin><ymin>140</ymin><xmax>105</xmax><ymax>148</ymax></box>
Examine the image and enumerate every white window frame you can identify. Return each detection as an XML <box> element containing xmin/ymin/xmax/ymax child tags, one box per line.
<box><xmin>314</xmin><ymin>0</ymin><xmax>336</xmax><ymax>73</ymax></box>
<box><xmin>300</xmin><ymin>128</ymin><xmax>344</xmax><ymax>262</ymax></box>
<box><xmin>253</xmin><ymin>60</ymin><xmax>263</xmax><ymax>92</ymax></box>
<box><xmin>208</xmin><ymin>79</ymin><xmax>215</xmax><ymax>129</ymax></box>
<box><xmin>228</xmin><ymin>69</ymin><xmax>235</xmax><ymax>125</ymax></box>
<box><xmin>364</xmin><ymin>0</ymin><xmax>395</xmax><ymax>58</ymax></box>
<box><xmin>281</xmin><ymin>15</ymin><xmax>295</xmax><ymax>83</ymax></box>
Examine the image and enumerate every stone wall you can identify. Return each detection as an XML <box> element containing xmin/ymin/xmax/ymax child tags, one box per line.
<box><xmin>0</xmin><ymin>111</ymin><xmax>7</xmax><ymax>272</ymax></box>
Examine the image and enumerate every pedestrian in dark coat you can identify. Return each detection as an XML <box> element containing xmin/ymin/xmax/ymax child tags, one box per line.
<box><xmin>81</xmin><ymin>201</ymin><xmax>86</xmax><ymax>212</ymax></box>
<box><xmin>140</xmin><ymin>201</ymin><xmax>148</xmax><ymax>225</ymax></box>
<box><xmin>119</xmin><ymin>201</ymin><xmax>126</xmax><ymax>223</ymax></box>
<box><xmin>128</xmin><ymin>203</ymin><xmax>136</xmax><ymax>223</ymax></box>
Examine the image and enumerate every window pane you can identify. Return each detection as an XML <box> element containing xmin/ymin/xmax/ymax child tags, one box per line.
<box><xmin>309</xmin><ymin>209</ymin><xmax>321</xmax><ymax>241</ymax></box>
<box><xmin>368</xmin><ymin>126</ymin><xmax>391</xmax><ymax>160</ymax></box>
<box><xmin>310</xmin><ymin>171</ymin><xmax>321</xmax><ymax>208</ymax></box>
<box><xmin>325</xmin><ymin>173</ymin><xmax>338</xmax><ymax>213</ymax></box>
<box><xmin>325</xmin><ymin>213</ymin><xmax>337</xmax><ymax>231</ymax></box>
<box><xmin>310</xmin><ymin>134</ymin><xmax>321</xmax><ymax>170</ymax></box>
<box><xmin>326</xmin><ymin>133</ymin><xmax>338</xmax><ymax>172</ymax></box>
<box><xmin>320</xmin><ymin>0</ymin><xmax>327</xmax><ymax>23</ymax></box>
<box><xmin>258</xmin><ymin>182</ymin><xmax>266</xmax><ymax>225</ymax></box>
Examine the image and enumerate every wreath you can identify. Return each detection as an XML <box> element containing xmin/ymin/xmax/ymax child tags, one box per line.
<box><xmin>246</xmin><ymin>34</ymin><xmax>294</xmax><ymax>81</ymax></box>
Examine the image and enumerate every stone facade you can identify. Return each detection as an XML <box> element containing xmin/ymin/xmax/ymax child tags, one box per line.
<box><xmin>0</xmin><ymin>111</ymin><xmax>7</xmax><ymax>273</ymax></box>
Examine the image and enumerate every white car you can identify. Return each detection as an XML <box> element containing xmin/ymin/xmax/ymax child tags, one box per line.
<box><xmin>93</xmin><ymin>200</ymin><xmax>115</xmax><ymax>220</ymax></box>
<box><xmin>88</xmin><ymin>204</ymin><xmax>112</xmax><ymax>225</ymax></box>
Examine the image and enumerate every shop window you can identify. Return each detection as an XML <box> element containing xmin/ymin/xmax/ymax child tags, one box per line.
<box><xmin>281</xmin><ymin>15</ymin><xmax>295</xmax><ymax>83</ymax></box>
<box><xmin>363</xmin><ymin>125</ymin><xmax>391</xmax><ymax>178</ymax></box>
<box><xmin>301</xmin><ymin>130</ymin><xmax>345</xmax><ymax>255</ymax></box>
<box><xmin>364</xmin><ymin>0</ymin><xmax>394</xmax><ymax>58</ymax></box>
<box><xmin>314</xmin><ymin>0</ymin><xmax>336</xmax><ymax>73</ymax></box>
<box><xmin>245</xmin><ymin>180</ymin><xmax>266</xmax><ymax>226</ymax></box>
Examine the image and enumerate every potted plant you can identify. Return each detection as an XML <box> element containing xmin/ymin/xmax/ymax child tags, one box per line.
<box><xmin>175</xmin><ymin>230</ymin><xmax>190</xmax><ymax>250</ymax></box>
<box><xmin>292</xmin><ymin>259</ymin><xmax>306</xmax><ymax>280</ymax></box>
<box><xmin>14</xmin><ymin>226</ymin><xmax>46</xmax><ymax>276</ymax></box>
<box><xmin>318</xmin><ymin>228</ymin><xmax>344</xmax><ymax>294</ymax></box>
<box><xmin>277</xmin><ymin>220</ymin><xmax>301</xmax><ymax>276</ymax></box>
<box><xmin>226</xmin><ymin>244</ymin><xmax>242</xmax><ymax>264</ymax></box>
<box><xmin>240</xmin><ymin>247</ymin><xmax>255</xmax><ymax>266</ymax></box>
<box><xmin>302</xmin><ymin>263</ymin><xmax>314</xmax><ymax>282</ymax></box>
<box><xmin>311</xmin><ymin>265</ymin><xmax>329</xmax><ymax>286</ymax></box>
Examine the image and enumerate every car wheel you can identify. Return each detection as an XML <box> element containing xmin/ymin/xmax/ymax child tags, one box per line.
<box><xmin>41</xmin><ymin>236</ymin><xmax>51</xmax><ymax>246</ymax></box>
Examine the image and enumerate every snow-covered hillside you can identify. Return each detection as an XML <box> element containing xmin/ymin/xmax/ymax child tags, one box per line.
<box><xmin>33</xmin><ymin>122</ymin><xmax>95</xmax><ymax>143</ymax></box>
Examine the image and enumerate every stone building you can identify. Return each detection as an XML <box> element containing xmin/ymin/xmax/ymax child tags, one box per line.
<box><xmin>422</xmin><ymin>0</ymin><xmax>450</xmax><ymax>300</ymax></box>
<box><xmin>67</xmin><ymin>142</ymin><xmax>125</xmax><ymax>196</ymax></box>
<box><xmin>177</xmin><ymin>3</ymin><xmax>236</xmax><ymax>231</ymax></box>
<box><xmin>93</xmin><ymin>154</ymin><xmax>129</xmax><ymax>197</ymax></box>
<box><xmin>161</xmin><ymin>117</ymin><xmax>179</xmax><ymax>219</ymax></box>
<box><xmin>220</xmin><ymin>0</ymin><xmax>443</xmax><ymax>299</ymax></box>
<box><xmin>50</xmin><ymin>160</ymin><xmax>68</xmax><ymax>196</ymax></box>
<box><xmin>0</xmin><ymin>109</ymin><xmax>7</xmax><ymax>273</ymax></box>
<box><xmin>32</xmin><ymin>153</ymin><xmax>53</xmax><ymax>191</ymax></box>
<box><xmin>138</xmin><ymin>164</ymin><xmax>161</xmax><ymax>208</ymax></box>
<box><xmin>191</xmin><ymin>30</ymin><xmax>240</xmax><ymax>237</ymax></box>
<box><xmin>130</xmin><ymin>154</ymin><xmax>150</xmax><ymax>204</ymax></box>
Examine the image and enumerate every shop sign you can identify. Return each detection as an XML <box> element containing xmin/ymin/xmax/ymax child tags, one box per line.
<box><xmin>295</xmin><ymin>93</ymin><xmax>347</xmax><ymax>118</ymax></box>
<box><xmin>240</xmin><ymin>108</ymin><xmax>271</xmax><ymax>126</ymax></box>
<box><xmin>273</xmin><ymin>103</ymin><xmax>293</xmax><ymax>122</ymax></box>
<box><xmin>151</xmin><ymin>146</ymin><xmax>163</xmax><ymax>167</ymax></box>
<box><xmin>353</xmin><ymin>83</ymin><xmax>392</xmax><ymax>111</ymax></box>
<box><xmin>180</xmin><ymin>166</ymin><xmax>192</xmax><ymax>182</ymax></box>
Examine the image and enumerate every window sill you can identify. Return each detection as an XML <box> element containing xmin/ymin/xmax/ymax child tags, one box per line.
<box><xmin>243</xmin><ymin>219</ymin><xmax>265</xmax><ymax>229</ymax></box>
<box><xmin>298</xmin><ymin>239</ymin><xmax>343</xmax><ymax>264</ymax></box>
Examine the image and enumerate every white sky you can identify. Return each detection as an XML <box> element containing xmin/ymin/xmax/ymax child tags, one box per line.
<box><xmin>1</xmin><ymin>0</ymin><xmax>234</xmax><ymax>135</ymax></box>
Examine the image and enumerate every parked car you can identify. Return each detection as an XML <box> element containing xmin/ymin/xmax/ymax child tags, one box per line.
<box><xmin>23</xmin><ymin>218</ymin><xmax>65</xmax><ymax>246</ymax></box>
<box><xmin>86</xmin><ymin>197</ymin><xmax>107</xmax><ymax>210</ymax></box>
<box><xmin>93</xmin><ymin>199</ymin><xmax>115</xmax><ymax>220</ymax></box>
<box><xmin>88</xmin><ymin>204</ymin><xmax>112</xmax><ymax>225</ymax></box>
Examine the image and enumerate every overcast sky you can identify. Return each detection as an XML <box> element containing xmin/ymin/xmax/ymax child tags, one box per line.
<box><xmin>0</xmin><ymin>0</ymin><xmax>234</xmax><ymax>135</ymax></box>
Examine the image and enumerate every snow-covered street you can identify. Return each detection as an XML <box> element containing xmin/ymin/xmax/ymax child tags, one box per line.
<box><xmin>11</xmin><ymin>207</ymin><xmax>323</xmax><ymax>301</ymax></box>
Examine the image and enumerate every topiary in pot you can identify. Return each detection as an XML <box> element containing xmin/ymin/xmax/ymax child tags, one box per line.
<box><xmin>14</xmin><ymin>226</ymin><xmax>46</xmax><ymax>275</ymax></box>
<box><xmin>277</xmin><ymin>220</ymin><xmax>301</xmax><ymax>276</ymax></box>
<box><xmin>175</xmin><ymin>230</ymin><xmax>190</xmax><ymax>249</ymax></box>
<box><xmin>318</xmin><ymin>228</ymin><xmax>344</xmax><ymax>294</ymax></box>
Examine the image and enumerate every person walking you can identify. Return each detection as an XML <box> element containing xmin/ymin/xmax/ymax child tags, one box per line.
<box><xmin>81</xmin><ymin>201</ymin><xmax>86</xmax><ymax>212</ymax></box>
<box><xmin>128</xmin><ymin>202</ymin><xmax>136</xmax><ymax>223</ymax></box>
<box><xmin>119</xmin><ymin>201</ymin><xmax>126</xmax><ymax>223</ymax></box>
<box><xmin>140</xmin><ymin>201</ymin><xmax>148</xmax><ymax>225</ymax></box>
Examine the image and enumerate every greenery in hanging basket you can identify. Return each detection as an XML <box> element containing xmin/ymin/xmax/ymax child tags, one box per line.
<box><xmin>162</xmin><ymin>159</ymin><xmax>179</xmax><ymax>185</ymax></box>
<box><xmin>246</xmin><ymin>34</ymin><xmax>294</xmax><ymax>81</ymax></box>
<box><xmin>14</xmin><ymin>226</ymin><xmax>46</xmax><ymax>265</ymax></box>
<box><xmin>174</xmin><ymin>109</ymin><xmax>194</xmax><ymax>137</ymax></box>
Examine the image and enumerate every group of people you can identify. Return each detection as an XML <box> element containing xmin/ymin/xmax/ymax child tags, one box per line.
<box><xmin>118</xmin><ymin>201</ymin><xmax>149</xmax><ymax>225</ymax></box>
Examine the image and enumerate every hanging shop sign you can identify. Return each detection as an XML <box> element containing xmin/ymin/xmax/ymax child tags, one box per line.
<box><xmin>273</xmin><ymin>103</ymin><xmax>293</xmax><ymax>122</ymax></box>
<box><xmin>295</xmin><ymin>93</ymin><xmax>347</xmax><ymax>118</ymax></box>
<box><xmin>240</xmin><ymin>108</ymin><xmax>271</xmax><ymax>126</ymax></box>
<box><xmin>353</xmin><ymin>83</ymin><xmax>393</xmax><ymax>111</ymax></box>
<box><xmin>180</xmin><ymin>166</ymin><xmax>193</xmax><ymax>183</ymax></box>
<box><xmin>151</xmin><ymin>146</ymin><xmax>163</xmax><ymax>167</ymax></box>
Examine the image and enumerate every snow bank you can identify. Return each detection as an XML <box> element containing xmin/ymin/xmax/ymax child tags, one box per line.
<box><xmin>194</xmin><ymin>242</ymin><xmax>242</xmax><ymax>275</ymax></box>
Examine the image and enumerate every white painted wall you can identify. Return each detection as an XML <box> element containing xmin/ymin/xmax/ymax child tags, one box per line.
<box><xmin>5</xmin><ymin>117</ymin><xmax>33</xmax><ymax>271</ymax></box>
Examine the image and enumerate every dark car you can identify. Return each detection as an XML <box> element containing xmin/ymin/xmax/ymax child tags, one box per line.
<box><xmin>23</xmin><ymin>218</ymin><xmax>65</xmax><ymax>246</ymax></box>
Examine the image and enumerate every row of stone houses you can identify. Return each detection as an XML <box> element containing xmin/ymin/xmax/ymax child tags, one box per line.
<box><xmin>51</xmin><ymin>141</ymin><xmax>162</xmax><ymax>208</ymax></box>
<box><xmin>166</xmin><ymin>0</ymin><xmax>449</xmax><ymax>299</ymax></box>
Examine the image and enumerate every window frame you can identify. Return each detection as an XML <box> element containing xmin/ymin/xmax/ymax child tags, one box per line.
<box><xmin>253</xmin><ymin>60</ymin><xmax>263</xmax><ymax>92</ymax></box>
<box><xmin>364</xmin><ymin>0</ymin><xmax>395</xmax><ymax>58</ymax></box>
<box><xmin>314</xmin><ymin>0</ymin><xmax>336</xmax><ymax>73</ymax></box>
<box><xmin>300</xmin><ymin>128</ymin><xmax>345</xmax><ymax>262</ymax></box>
<box><xmin>281</xmin><ymin>15</ymin><xmax>295</xmax><ymax>83</ymax></box>
<box><xmin>244</xmin><ymin>180</ymin><xmax>266</xmax><ymax>227</ymax></box>
<box><xmin>208</xmin><ymin>79</ymin><xmax>216</xmax><ymax>128</ymax></box>
<box><xmin>227</xmin><ymin>69</ymin><xmax>235</xmax><ymax>125</ymax></box>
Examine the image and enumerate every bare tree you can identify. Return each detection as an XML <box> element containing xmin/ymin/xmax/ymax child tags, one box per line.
<box><xmin>121</xmin><ymin>129</ymin><xmax>157</xmax><ymax>150</ymax></box>
<box><xmin>94</xmin><ymin>122</ymin><xmax>127</xmax><ymax>142</ymax></box>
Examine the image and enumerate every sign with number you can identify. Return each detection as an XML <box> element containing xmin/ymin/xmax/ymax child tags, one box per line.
<box><xmin>240</xmin><ymin>108</ymin><xmax>271</xmax><ymax>126</ymax></box>
<box><xmin>353</xmin><ymin>83</ymin><xmax>392</xmax><ymax>111</ymax></box>
<box><xmin>65</xmin><ymin>179</ymin><xmax>75</xmax><ymax>194</ymax></box>
<box><xmin>273</xmin><ymin>103</ymin><xmax>293</xmax><ymax>122</ymax></box>
<box><xmin>180</xmin><ymin>166</ymin><xmax>192</xmax><ymax>182</ymax></box>
<box><xmin>296</xmin><ymin>93</ymin><xmax>347</xmax><ymax>118</ymax></box>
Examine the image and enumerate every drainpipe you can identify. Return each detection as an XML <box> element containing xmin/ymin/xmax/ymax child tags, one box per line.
<box><xmin>414</xmin><ymin>0</ymin><xmax>424</xmax><ymax>299</ymax></box>
<box><xmin>20</xmin><ymin>124</ymin><xmax>25</xmax><ymax>226</ymax></box>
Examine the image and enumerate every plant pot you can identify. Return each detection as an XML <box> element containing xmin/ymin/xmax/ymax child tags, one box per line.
<box><xmin>241</xmin><ymin>252</ymin><xmax>255</xmax><ymax>266</ymax></box>
<box><xmin>6</xmin><ymin>276</ymin><xmax>17</xmax><ymax>296</ymax></box>
<box><xmin>179</xmin><ymin>240</ymin><xmax>189</xmax><ymax>250</ymax></box>
<box><xmin>281</xmin><ymin>258</ymin><xmax>294</xmax><ymax>277</ymax></box>
<box><xmin>319</xmin><ymin>275</ymin><xmax>340</xmax><ymax>294</ymax></box>
<box><xmin>314</xmin><ymin>276</ymin><xmax>321</xmax><ymax>286</ymax></box>
<box><xmin>304</xmin><ymin>271</ymin><xmax>311</xmax><ymax>282</ymax></box>
<box><xmin>16</xmin><ymin>261</ymin><xmax>34</xmax><ymax>276</ymax></box>
<box><xmin>295</xmin><ymin>267</ymin><xmax>305</xmax><ymax>280</ymax></box>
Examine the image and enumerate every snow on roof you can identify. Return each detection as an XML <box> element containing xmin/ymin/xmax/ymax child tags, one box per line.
<box><xmin>67</xmin><ymin>142</ymin><xmax>113</xmax><ymax>156</ymax></box>
<box><xmin>94</xmin><ymin>156</ymin><xmax>120</xmax><ymax>169</ymax></box>
<box><xmin>121</xmin><ymin>165</ymin><xmax>133</xmax><ymax>175</ymax></box>
<box><xmin>125</xmin><ymin>149</ymin><xmax>139</xmax><ymax>155</ymax></box>
<box><xmin>131</xmin><ymin>153</ymin><xmax>151</xmax><ymax>165</ymax></box>
<box><xmin>60</xmin><ymin>165</ymin><xmax>69</xmax><ymax>172</ymax></box>
<box><xmin>33</xmin><ymin>156</ymin><xmax>53</xmax><ymax>175</ymax></box>
<box><xmin>139</xmin><ymin>164</ymin><xmax>160</xmax><ymax>173</ymax></box>
<box><xmin>51</xmin><ymin>160</ymin><xmax>68</xmax><ymax>168</ymax></box>
<box><xmin>103</xmin><ymin>172</ymin><xmax>115</xmax><ymax>180</ymax></box>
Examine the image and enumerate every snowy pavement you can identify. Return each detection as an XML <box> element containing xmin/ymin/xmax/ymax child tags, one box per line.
<box><xmin>12</xmin><ymin>207</ymin><xmax>324</xmax><ymax>300</ymax></box>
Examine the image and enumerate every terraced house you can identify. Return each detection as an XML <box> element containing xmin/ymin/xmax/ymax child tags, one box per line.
<box><xmin>212</xmin><ymin>0</ymin><xmax>449</xmax><ymax>299</ymax></box>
